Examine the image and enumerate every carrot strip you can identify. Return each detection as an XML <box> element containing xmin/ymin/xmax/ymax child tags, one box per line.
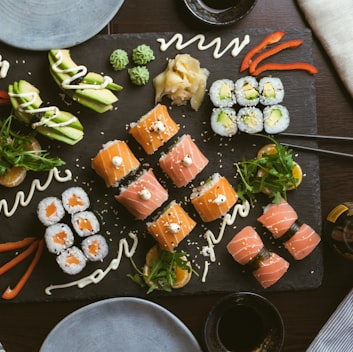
<box><xmin>251</xmin><ymin>62</ymin><xmax>319</xmax><ymax>76</ymax></box>
<box><xmin>0</xmin><ymin>240</ymin><xmax>39</xmax><ymax>275</ymax></box>
<box><xmin>2</xmin><ymin>239</ymin><xmax>44</xmax><ymax>300</ymax></box>
<box><xmin>240</xmin><ymin>31</ymin><xmax>286</xmax><ymax>72</ymax></box>
<box><xmin>0</xmin><ymin>237</ymin><xmax>37</xmax><ymax>253</ymax></box>
<box><xmin>249</xmin><ymin>39</ymin><xmax>304</xmax><ymax>74</ymax></box>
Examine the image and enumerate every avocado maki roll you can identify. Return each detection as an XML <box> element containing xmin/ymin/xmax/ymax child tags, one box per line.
<box><xmin>259</xmin><ymin>77</ymin><xmax>284</xmax><ymax>106</ymax></box>
<box><xmin>235</xmin><ymin>76</ymin><xmax>259</xmax><ymax>106</ymax></box>
<box><xmin>263</xmin><ymin>105</ymin><xmax>290</xmax><ymax>134</ymax></box>
<box><xmin>237</xmin><ymin>107</ymin><xmax>263</xmax><ymax>134</ymax></box>
<box><xmin>210</xmin><ymin>107</ymin><xmax>237</xmax><ymax>137</ymax></box>
<box><xmin>209</xmin><ymin>79</ymin><xmax>236</xmax><ymax>107</ymax></box>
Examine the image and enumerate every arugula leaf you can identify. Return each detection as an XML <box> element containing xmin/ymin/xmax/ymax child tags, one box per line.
<box><xmin>235</xmin><ymin>134</ymin><xmax>299</xmax><ymax>206</ymax></box>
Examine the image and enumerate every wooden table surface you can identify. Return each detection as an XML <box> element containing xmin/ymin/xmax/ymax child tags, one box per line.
<box><xmin>1</xmin><ymin>0</ymin><xmax>353</xmax><ymax>351</ymax></box>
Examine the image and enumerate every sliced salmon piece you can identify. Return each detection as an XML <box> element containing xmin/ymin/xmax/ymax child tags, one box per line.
<box><xmin>159</xmin><ymin>134</ymin><xmax>209</xmax><ymax>188</ymax></box>
<box><xmin>191</xmin><ymin>173</ymin><xmax>238</xmax><ymax>222</ymax></box>
<box><xmin>257</xmin><ymin>199</ymin><xmax>298</xmax><ymax>238</ymax></box>
<box><xmin>284</xmin><ymin>223</ymin><xmax>321</xmax><ymax>260</ymax></box>
<box><xmin>91</xmin><ymin>140</ymin><xmax>140</xmax><ymax>187</ymax></box>
<box><xmin>253</xmin><ymin>252</ymin><xmax>290</xmax><ymax>288</ymax></box>
<box><xmin>147</xmin><ymin>201</ymin><xmax>196</xmax><ymax>251</ymax></box>
<box><xmin>115</xmin><ymin>168</ymin><xmax>168</xmax><ymax>220</ymax></box>
<box><xmin>129</xmin><ymin>104</ymin><xmax>179</xmax><ymax>155</ymax></box>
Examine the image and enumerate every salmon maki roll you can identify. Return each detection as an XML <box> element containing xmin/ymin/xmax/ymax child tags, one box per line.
<box><xmin>159</xmin><ymin>134</ymin><xmax>209</xmax><ymax>188</ymax></box>
<box><xmin>257</xmin><ymin>199</ymin><xmax>298</xmax><ymax>238</ymax></box>
<box><xmin>91</xmin><ymin>140</ymin><xmax>140</xmax><ymax>187</ymax></box>
<box><xmin>147</xmin><ymin>201</ymin><xmax>196</xmax><ymax>251</ymax></box>
<box><xmin>190</xmin><ymin>173</ymin><xmax>238</xmax><ymax>222</ymax></box>
<box><xmin>129</xmin><ymin>104</ymin><xmax>179</xmax><ymax>155</ymax></box>
<box><xmin>115</xmin><ymin>168</ymin><xmax>168</xmax><ymax>220</ymax></box>
<box><xmin>283</xmin><ymin>223</ymin><xmax>321</xmax><ymax>260</ymax></box>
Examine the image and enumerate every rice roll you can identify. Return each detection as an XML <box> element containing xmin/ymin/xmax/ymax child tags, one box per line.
<box><xmin>235</xmin><ymin>76</ymin><xmax>259</xmax><ymax>106</ymax></box>
<box><xmin>81</xmin><ymin>234</ymin><xmax>109</xmax><ymax>262</ymax></box>
<box><xmin>259</xmin><ymin>77</ymin><xmax>284</xmax><ymax>105</ymax></box>
<box><xmin>159</xmin><ymin>134</ymin><xmax>209</xmax><ymax>188</ymax></box>
<box><xmin>147</xmin><ymin>201</ymin><xmax>196</xmax><ymax>251</ymax></box>
<box><xmin>71</xmin><ymin>210</ymin><xmax>100</xmax><ymax>237</ymax></box>
<box><xmin>237</xmin><ymin>107</ymin><xmax>263</xmax><ymax>134</ymax></box>
<box><xmin>129</xmin><ymin>104</ymin><xmax>179</xmax><ymax>155</ymax></box>
<box><xmin>61</xmin><ymin>186</ymin><xmax>90</xmax><ymax>214</ymax></box>
<box><xmin>91</xmin><ymin>140</ymin><xmax>140</xmax><ymax>188</ymax></box>
<box><xmin>56</xmin><ymin>246</ymin><xmax>86</xmax><ymax>275</ymax></box>
<box><xmin>44</xmin><ymin>223</ymin><xmax>74</xmax><ymax>255</ymax></box>
<box><xmin>263</xmin><ymin>105</ymin><xmax>290</xmax><ymax>134</ymax></box>
<box><xmin>37</xmin><ymin>196</ymin><xmax>65</xmax><ymax>226</ymax></box>
<box><xmin>190</xmin><ymin>173</ymin><xmax>238</xmax><ymax>222</ymax></box>
<box><xmin>115</xmin><ymin>168</ymin><xmax>168</xmax><ymax>220</ymax></box>
<box><xmin>210</xmin><ymin>107</ymin><xmax>237</xmax><ymax>137</ymax></box>
<box><xmin>209</xmin><ymin>79</ymin><xmax>236</xmax><ymax>107</ymax></box>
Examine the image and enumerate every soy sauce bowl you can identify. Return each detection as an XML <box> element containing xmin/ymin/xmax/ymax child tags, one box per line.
<box><xmin>203</xmin><ymin>292</ymin><xmax>284</xmax><ymax>352</ymax></box>
<box><xmin>183</xmin><ymin>0</ymin><xmax>257</xmax><ymax>26</ymax></box>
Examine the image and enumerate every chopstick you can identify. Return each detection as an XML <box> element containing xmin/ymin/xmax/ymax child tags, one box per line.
<box><xmin>281</xmin><ymin>142</ymin><xmax>353</xmax><ymax>159</ymax></box>
<box><xmin>279</xmin><ymin>132</ymin><xmax>353</xmax><ymax>142</ymax></box>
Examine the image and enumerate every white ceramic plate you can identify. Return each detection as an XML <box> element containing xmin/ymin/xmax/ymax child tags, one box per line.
<box><xmin>0</xmin><ymin>0</ymin><xmax>125</xmax><ymax>50</ymax></box>
<box><xmin>40</xmin><ymin>297</ymin><xmax>203</xmax><ymax>352</ymax></box>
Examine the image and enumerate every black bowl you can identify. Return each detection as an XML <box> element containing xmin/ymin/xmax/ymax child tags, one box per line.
<box><xmin>183</xmin><ymin>0</ymin><xmax>257</xmax><ymax>26</ymax></box>
<box><xmin>203</xmin><ymin>292</ymin><xmax>284</xmax><ymax>352</ymax></box>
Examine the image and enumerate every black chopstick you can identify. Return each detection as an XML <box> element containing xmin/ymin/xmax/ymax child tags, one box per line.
<box><xmin>279</xmin><ymin>132</ymin><xmax>353</xmax><ymax>142</ymax></box>
<box><xmin>281</xmin><ymin>142</ymin><xmax>353</xmax><ymax>159</ymax></box>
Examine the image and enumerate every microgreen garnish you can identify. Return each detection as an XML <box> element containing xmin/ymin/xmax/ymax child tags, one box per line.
<box><xmin>0</xmin><ymin>115</ymin><xmax>65</xmax><ymax>176</ymax></box>
<box><xmin>235</xmin><ymin>134</ymin><xmax>299</xmax><ymax>206</ymax></box>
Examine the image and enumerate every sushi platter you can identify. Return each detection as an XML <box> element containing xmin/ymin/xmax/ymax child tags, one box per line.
<box><xmin>0</xmin><ymin>28</ymin><xmax>323</xmax><ymax>303</ymax></box>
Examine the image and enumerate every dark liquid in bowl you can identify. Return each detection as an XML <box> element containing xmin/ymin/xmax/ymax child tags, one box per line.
<box><xmin>217</xmin><ymin>305</ymin><xmax>266</xmax><ymax>351</ymax></box>
<box><xmin>201</xmin><ymin>0</ymin><xmax>237</xmax><ymax>10</ymax></box>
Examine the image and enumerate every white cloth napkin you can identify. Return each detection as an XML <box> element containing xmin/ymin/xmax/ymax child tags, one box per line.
<box><xmin>296</xmin><ymin>0</ymin><xmax>353</xmax><ymax>98</ymax></box>
<box><xmin>306</xmin><ymin>288</ymin><xmax>353</xmax><ymax>351</ymax></box>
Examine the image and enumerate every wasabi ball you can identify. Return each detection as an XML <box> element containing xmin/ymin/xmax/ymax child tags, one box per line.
<box><xmin>128</xmin><ymin>66</ymin><xmax>150</xmax><ymax>86</ymax></box>
<box><xmin>110</xmin><ymin>49</ymin><xmax>129</xmax><ymax>71</ymax></box>
<box><xmin>132</xmin><ymin>44</ymin><xmax>155</xmax><ymax>65</ymax></box>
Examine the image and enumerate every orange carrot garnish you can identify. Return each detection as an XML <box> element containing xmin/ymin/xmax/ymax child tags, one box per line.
<box><xmin>2</xmin><ymin>239</ymin><xmax>44</xmax><ymax>300</ymax></box>
<box><xmin>249</xmin><ymin>39</ymin><xmax>304</xmax><ymax>74</ymax></box>
<box><xmin>240</xmin><ymin>31</ymin><xmax>286</xmax><ymax>72</ymax></box>
<box><xmin>0</xmin><ymin>90</ymin><xmax>10</xmax><ymax>106</ymax></box>
<box><xmin>0</xmin><ymin>237</ymin><xmax>37</xmax><ymax>253</ymax></box>
<box><xmin>251</xmin><ymin>62</ymin><xmax>318</xmax><ymax>76</ymax></box>
<box><xmin>0</xmin><ymin>239</ymin><xmax>39</xmax><ymax>275</ymax></box>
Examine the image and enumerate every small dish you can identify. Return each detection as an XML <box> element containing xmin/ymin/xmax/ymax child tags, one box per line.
<box><xmin>183</xmin><ymin>0</ymin><xmax>257</xmax><ymax>26</ymax></box>
<box><xmin>203</xmin><ymin>291</ymin><xmax>284</xmax><ymax>352</ymax></box>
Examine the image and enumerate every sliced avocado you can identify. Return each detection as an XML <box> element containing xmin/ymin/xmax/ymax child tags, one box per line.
<box><xmin>13</xmin><ymin>80</ymin><xmax>43</xmax><ymax>109</ymax></box>
<box><xmin>217</xmin><ymin>111</ymin><xmax>235</xmax><ymax>129</ymax></box>
<box><xmin>74</xmin><ymin>88</ymin><xmax>118</xmax><ymax>105</ymax></box>
<box><xmin>243</xmin><ymin>82</ymin><xmax>259</xmax><ymax>100</ymax></box>
<box><xmin>219</xmin><ymin>83</ymin><xmax>232</xmax><ymax>100</ymax></box>
<box><xmin>243</xmin><ymin>113</ymin><xmax>258</xmax><ymax>127</ymax></box>
<box><xmin>266</xmin><ymin>108</ymin><xmax>282</xmax><ymax>127</ymax></box>
<box><xmin>8</xmin><ymin>84</ymin><xmax>33</xmax><ymax>124</ymax></box>
<box><xmin>44</xmin><ymin>110</ymin><xmax>84</xmax><ymax>131</ymax></box>
<box><xmin>35</xmin><ymin>125</ymin><xmax>83</xmax><ymax>145</ymax></box>
<box><xmin>72</xmin><ymin>93</ymin><xmax>113</xmax><ymax>113</ymax></box>
<box><xmin>48</xmin><ymin>56</ymin><xmax>76</xmax><ymax>86</ymax></box>
<box><xmin>83</xmin><ymin>72</ymin><xmax>123</xmax><ymax>91</ymax></box>
<box><xmin>49</xmin><ymin>49</ymin><xmax>78</xmax><ymax>70</ymax></box>
<box><xmin>263</xmin><ymin>82</ymin><xmax>276</xmax><ymax>98</ymax></box>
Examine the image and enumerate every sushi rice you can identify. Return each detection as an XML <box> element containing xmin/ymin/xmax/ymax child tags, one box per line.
<box><xmin>37</xmin><ymin>196</ymin><xmax>65</xmax><ymax>226</ymax></box>
<box><xmin>71</xmin><ymin>210</ymin><xmax>100</xmax><ymax>237</ymax></box>
<box><xmin>209</xmin><ymin>79</ymin><xmax>236</xmax><ymax>107</ymax></box>
<box><xmin>235</xmin><ymin>76</ymin><xmax>260</xmax><ymax>106</ymax></box>
<box><xmin>210</xmin><ymin>107</ymin><xmax>237</xmax><ymax>137</ymax></box>
<box><xmin>56</xmin><ymin>246</ymin><xmax>87</xmax><ymax>275</ymax></box>
<box><xmin>81</xmin><ymin>234</ymin><xmax>109</xmax><ymax>262</ymax></box>
<box><xmin>259</xmin><ymin>77</ymin><xmax>284</xmax><ymax>106</ymax></box>
<box><xmin>61</xmin><ymin>186</ymin><xmax>90</xmax><ymax>214</ymax></box>
<box><xmin>44</xmin><ymin>223</ymin><xmax>74</xmax><ymax>255</ymax></box>
<box><xmin>263</xmin><ymin>104</ymin><xmax>290</xmax><ymax>134</ymax></box>
<box><xmin>237</xmin><ymin>107</ymin><xmax>263</xmax><ymax>134</ymax></box>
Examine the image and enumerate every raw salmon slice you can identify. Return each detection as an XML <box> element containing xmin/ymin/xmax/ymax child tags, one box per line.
<box><xmin>284</xmin><ymin>223</ymin><xmax>321</xmax><ymax>260</ymax></box>
<box><xmin>91</xmin><ymin>140</ymin><xmax>140</xmax><ymax>187</ymax></box>
<box><xmin>129</xmin><ymin>104</ymin><xmax>179</xmax><ymax>155</ymax></box>
<box><xmin>147</xmin><ymin>201</ymin><xmax>196</xmax><ymax>251</ymax></box>
<box><xmin>115</xmin><ymin>168</ymin><xmax>168</xmax><ymax>220</ymax></box>
<box><xmin>159</xmin><ymin>134</ymin><xmax>209</xmax><ymax>188</ymax></box>
<box><xmin>191</xmin><ymin>173</ymin><xmax>238</xmax><ymax>222</ymax></box>
<box><xmin>257</xmin><ymin>199</ymin><xmax>298</xmax><ymax>238</ymax></box>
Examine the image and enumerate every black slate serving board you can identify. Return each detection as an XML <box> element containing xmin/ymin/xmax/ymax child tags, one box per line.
<box><xmin>0</xmin><ymin>29</ymin><xmax>322</xmax><ymax>303</ymax></box>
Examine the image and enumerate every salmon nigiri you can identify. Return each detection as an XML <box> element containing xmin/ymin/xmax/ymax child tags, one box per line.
<box><xmin>159</xmin><ymin>134</ymin><xmax>209</xmax><ymax>188</ymax></box>
<box><xmin>147</xmin><ymin>201</ymin><xmax>196</xmax><ymax>251</ymax></box>
<box><xmin>191</xmin><ymin>173</ymin><xmax>238</xmax><ymax>222</ymax></box>
<box><xmin>115</xmin><ymin>168</ymin><xmax>168</xmax><ymax>220</ymax></box>
<box><xmin>129</xmin><ymin>104</ymin><xmax>179</xmax><ymax>155</ymax></box>
<box><xmin>227</xmin><ymin>226</ymin><xmax>289</xmax><ymax>288</ymax></box>
<box><xmin>257</xmin><ymin>199</ymin><xmax>298</xmax><ymax>238</ymax></box>
<box><xmin>91</xmin><ymin>140</ymin><xmax>140</xmax><ymax>188</ymax></box>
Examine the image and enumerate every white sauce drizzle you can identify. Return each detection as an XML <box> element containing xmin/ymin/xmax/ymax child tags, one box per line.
<box><xmin>0</xmin><ymin>54</ymin><xmax>10</xmax><ymax>79</ymax></box>
<box><xmin>213</xmin><ymin>194</ymin><xmax>226</xmax><ymax>205</ymax></box>
<box><xmin>51</xmin><ymin>50</ymin><xmax>113</xmax><ymax>90</ymax></box>
<box><xmin>157</xmin><ymin>33</ymin><xmax>250</xmax><ymax>59</ymax></box>
<box><xmin>112</xmin><ymin>156</ymin><xmax>123</xmax><ymax>167</ymax></box>
<box><xmin>168</xmin><ymin>223</ymin><xmax>181</xmax><ymax>233</ymax></box>
<box><xmin>151</xmin><ymin>120</ymin><xmax>166</xmax><ymax>132</ymax></box>
<box><xmin>45</xmin><ymin>232</ymin><xmax>138</xmax><ymax>294</ymax></box>
<box><xmin>0</xmin><ymin>167</ymin><xmax>72</xmax><ymax>218</ymax></box>
<box><xmin>182</xmin><ymin>155</ymin><xmax>193</xmax><ymax>167</ymax></box>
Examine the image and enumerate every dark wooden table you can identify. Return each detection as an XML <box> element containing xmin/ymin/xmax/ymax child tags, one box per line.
<box><xmin>1</xmin><ymin>1</ymin><xmax>353</xmax><ymax>351</ymax></box>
